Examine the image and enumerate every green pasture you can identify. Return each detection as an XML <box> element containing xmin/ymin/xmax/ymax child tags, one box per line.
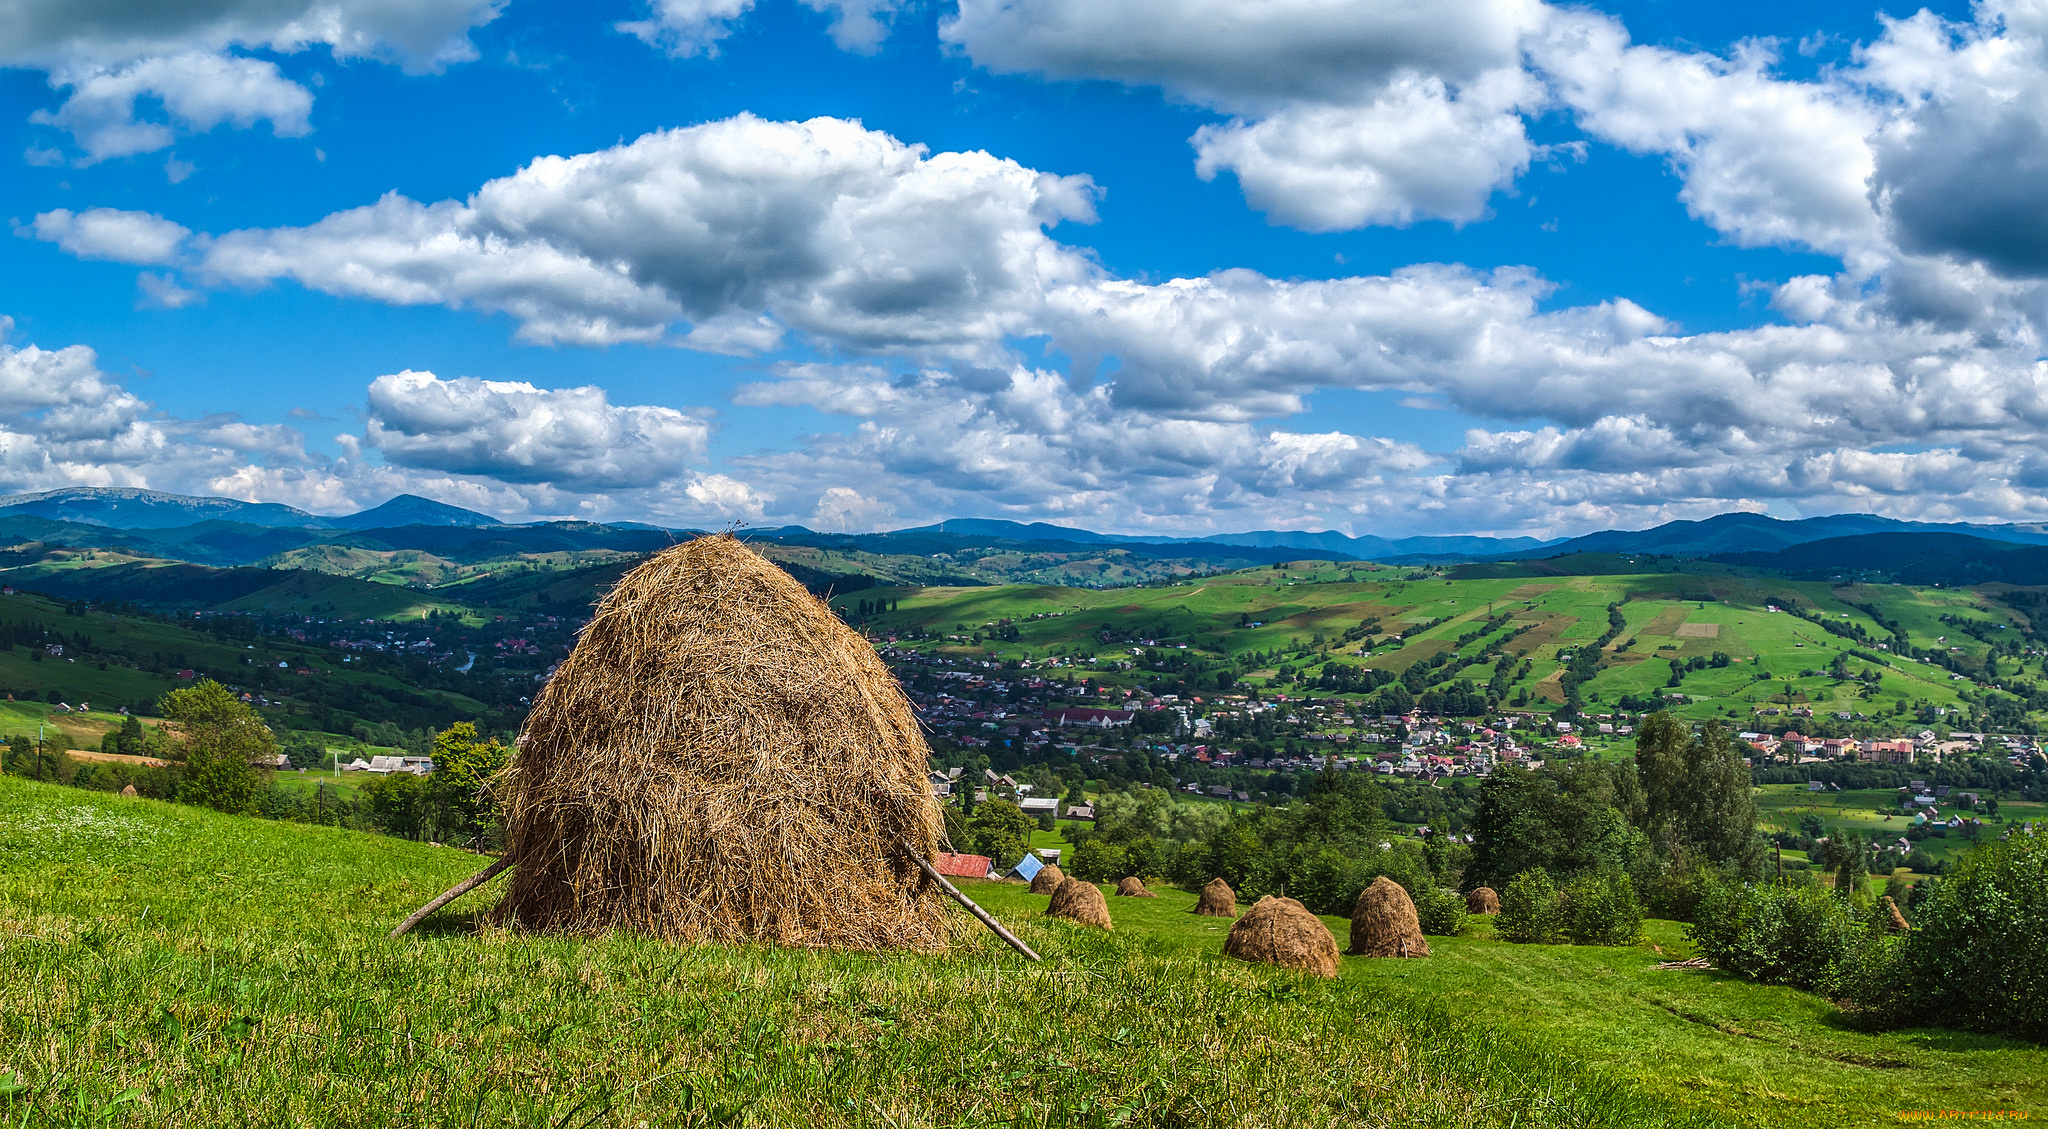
<box><xmin>0</xmin><ymin>776</ymin><xmax>1703</xmax><ymax>1129</ymax></box>
<box><xmin>1754</xmin><ymin>783</ymin><xmax>2044</xmax><ymax>871</ymax></box>
<box><xmin>7</xmin><ymin>777</ymin><xmax>2045</xmax><ymax>1127</ymax></box>
<box><xmin>0</xmin><ymin>591</ymin><xmax>490</xmax><ymax>728</ymax></box>
<box><xmin>839</xmin><ymin>569</ymin><xmax>2018</xmax><ymax>726</ymax></box>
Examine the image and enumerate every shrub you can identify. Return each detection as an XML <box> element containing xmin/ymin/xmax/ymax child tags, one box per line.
<box><xmin>1686</xmin><ymin>880</ymin><xmax>1857</xmax><ymax>990</ymax></box>
<box><xmin>1629</xmin><ymin>857</ymin><xmax>1715</xmax><ymax>921</ymax></box>
<box><xmin>1561</xmin><ymin>870</ymin><xmax>1643</xmax><ymax>946</ymax></box>
<box><xmin>1289</xmin><ymin>848</ymin><xmax>1366</xmax><ymax>916</ymax></box>
<box><xmin>1412</xmin><ymin>883</ymin><xmax>1468</xmax><ymax>937</ymax></box>
<box><xmin>1497</xmin><ymin>868</ymin><xmax>1563</xmax><ymax>944</ymax></box>
<box><xmin>1854</xmin><ymin>825</ymin><xmax>2048</xmax><ymax>1042</ymax></box>
<box><xmin>1067</xmin><ymin>838</ymin><xmax>1130</xmax><ymax>883</ymax></box>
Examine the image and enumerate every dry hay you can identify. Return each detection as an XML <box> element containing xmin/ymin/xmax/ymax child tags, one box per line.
<box><xmin>1192</xmin><ymin>877</ymin><xmax>1237</xmax><ymax>917</ymax></box>
<box><xmin>118</xmin><ymin>784</ymin><xmax>138</xmax><ymax>798</ymax></box>
<box><xmin>1046</xmin><ymin>876</ymin><xmax>1112</xmax><ymax>930</ymax></box>
<box><xmin>492</xmin><ymin>534</ymin><xmax>954</xmax><ymax>951</ymax></box>
<box><xmin>1466</xmin><ymin>886</ymin><xmax>1500</xmax><ymax>915</ymax></box>
<box><xmin>1675</xmin><ymin>622</ymin><xmax>1721</xmax><ymax>638</ymax></box>
<box><xmin>1029</xmin><ymin>864</ymin><xmax>1067</xmax><ymax>895</ymax></box>
<box><xmin>1115</xmin><ymin>876</ymin><xmax>1156</xmax><ymax>897</ymax></box>
<box><xmin>1883</xmin><ymin>896</ymin><xmax>1912</xmax><ymax>933</ymax></box>
<box><xmin>1223</xmin><ymin>896</ymin><xmax>1339</xmax><ymax>977</ymax></box>
<box><xmin>1349</xmin><ymin>877</ymin><xmax>1431</xmax><ymax>957</ymax></box>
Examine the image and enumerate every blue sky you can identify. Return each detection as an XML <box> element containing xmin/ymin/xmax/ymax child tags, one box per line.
<box><xmin>1</xmin><ymin>0</ymin><xmax>2043</xmax><ymax>537</ymax></box>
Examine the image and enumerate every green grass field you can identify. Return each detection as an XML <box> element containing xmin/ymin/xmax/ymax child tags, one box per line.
<box><xmin>835</xmin><ymin>568</ymin><xmax>2015</xmax><ymax>726</ymax></box>
<box><xmin>0</xmin><ymin>591</ymin><xmax>490</xmax><ymax>731</ymax></box>
<box><xmin>2</xmin><ymin>777</ymin><xmax>1703</xmax><ymax>1129</ymax></box>
<box><xmin>1753</xmin><ymin>784</ymin><xmax>2047</xmax><ymax>873</ymax></box>
<box><xmin>5</xmin><ymin>777</ymin><xmax>2043</xmax><ymax>1127</ymax></box>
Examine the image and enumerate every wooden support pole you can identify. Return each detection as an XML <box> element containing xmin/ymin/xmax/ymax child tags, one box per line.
<box><xmin>903</xmin><ymin>846</ymin><xmax>1042</xmax><ymax>962</ymax></box>
<box><xmin>390</xmin><ymin>855</ymin><xmax>514</xmax><ymax>939</ymax></box>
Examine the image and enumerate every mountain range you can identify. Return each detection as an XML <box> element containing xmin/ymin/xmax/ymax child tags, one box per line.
<box><xmin>0</xmin><ymin>488</ymin><xmax>503</xmax><ymax>530</ymax></box>
<box><xmin>5</xmin><ymin>487</ymin><xmax>2048</xmax><ymax>576</ymax></box>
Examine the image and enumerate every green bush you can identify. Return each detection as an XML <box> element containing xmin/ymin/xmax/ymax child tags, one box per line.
<box><xmin>1829</xmin><ymin>916</ymin><xmax>1911</xmax><ymax>1024</ymax></box>
<box><xmin>1497</xmin><ymin>868</ymin><xmax>1563</xmax><ymax>944</ymax></box>
<box><xmin>1067</xmin><ymin>838</ymin><xmax>1130</xmax><ymax>883</ymax></box>
<box><xmin>1851</xmin><ymin>826</ymin><xmax>2048</xmax><ymax>1042</ymax></box>
<box><xmin>1412</xmin><ymin>883</ymin><xmax>1468</xmax><ymax>937</ymax></box>
<box><xmin>1288</xmin><ymin>847</ymin><xmax>1366</xmax><ymax>916</ymax></box>
<box><xmin>1561</xmin><ymin>870</ymin><xmax>1643</xmax><ymax>946</ymax></box>
<box><xmin>1686</xmin><ymin>880</ymin><xmax>1856</xmax><ymax>990</ymax></box>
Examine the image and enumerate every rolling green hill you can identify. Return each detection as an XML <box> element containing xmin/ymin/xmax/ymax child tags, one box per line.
<box><xmin>0</xmin><ymin>589</ymin><xmax>491</xmax><ymax>742</ymax></box>
<box><xmin>835</xmin><ymin>563</ymin><xmax>2044</xmax><ymax>730</ymax></box>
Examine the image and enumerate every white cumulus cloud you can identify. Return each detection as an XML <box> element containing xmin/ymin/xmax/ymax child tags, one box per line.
<box><xmin>4</xmin><ymin>0</ymin><xmax>503</xmax><ymax>161</ymax></box>
<box><xmin>363</xmin><ymin>370</ymin><xmax>711</xmax><ymax>492</ymax></box>
<box><xmin>190</xmin><ymin>115</ymin><xmax>1101</xmax><ymax>351</ymax></box>
<box><xmin>29</xmin><ymin>207</ymin><xmax>192</xmax><ymax>264</ymax></box>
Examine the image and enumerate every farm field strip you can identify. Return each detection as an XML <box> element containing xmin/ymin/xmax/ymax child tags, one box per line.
<box><xmin>840</xmin><ymin>568</ymin><xmax>2014</xmax><ymax>726</ymax></box>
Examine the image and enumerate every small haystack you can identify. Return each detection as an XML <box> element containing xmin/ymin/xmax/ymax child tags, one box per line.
<box><xmin>491</xmin><ymin>534</ymin><xmax>954</xmax><ymax>951</ymax></box>
<box><xmin>1882</xmin><ymin>896</ymin><xmax>1912</xmax><ymax>933</ymax></box>
<box><xmin>1224</xmin><ymin>896</ymin><xmax>1340</xmax><ymax>977</ymax></box>
<box><xmin>1046</xmin><ymin>877</ymin><xmax>1112</xmax><ymax>929</ymax></box>
<box><xmin>1115</xmin><ymin>876</ymin><xmax>1156</xmax><ymax>897</ymax></box>
<box><xmin>1192</xmin><ymin>877</ymin><xmax>1237</xmax><ymax>917</ymax></box>
<box><xmin>1466</xmin><ymin>886</ymin><xmax>1500</xmax><ymax>915</ymax></box>
<box><xmin>1029</xmin><ymin>864</ymin><xmax>1068</xmax><ymax>895</ymax></box>
<box><xmin>119</xmin><ymin>784</ymin><xmax>138</xmax><ymax>798</ymax></box>
<box><xmin>1349</xmin><ymin>877</ymin><xmax>1431</xmax><ymax>957</ymax></box>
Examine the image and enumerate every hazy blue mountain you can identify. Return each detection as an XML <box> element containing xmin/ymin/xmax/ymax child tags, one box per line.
<box><xmin>897</xmin><ymin>518</ymin><xmax>1118</xmax><ymax>543</ymax></box>
<box><xmin>1710</xmin><ymin>532</ymin><xmax>2048</xmax><ymax>586</ymax></box>
<box><xmin>1519</xmin><ymin>512</ymin><xmax>2048</xmax><ymax>560</ymax></box>
<box><xmin>895</xmin><ymin>519</ymin><xmax>1557</xmax><ymax>560</ymax></box>
<box><xmin>328</xmin><ymin>493</ymin><xmax>502</xmax><ymax>529</ymax></box>
<box><xmin>0</xmin><ymin>487</ymin><xmax>328</xmax><ymax>529</ymax></box>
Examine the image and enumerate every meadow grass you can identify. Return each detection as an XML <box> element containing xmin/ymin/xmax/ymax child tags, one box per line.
<box><xmin>1</xmin><ymin>777</ymin><xmax>1712</xmax><ymax>1129</ymax></box>
<box><xmin>960</xmin><ymin>884</ymin><xmax>2048</xmax><ymax>1128</ymax></box>
<box><xmin>5</xmin><ymin>776</ymin><xmax>2041</xmax><ymax>1127</ymax></box>
<box><xmin>844</xmin><ymin>571</ymin><xmax>1988</xmax><ymax>722</ymax></box>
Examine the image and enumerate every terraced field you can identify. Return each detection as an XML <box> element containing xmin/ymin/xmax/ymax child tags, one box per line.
<box><xmin>837</xmin><ymin>565</ymin><xmax>2023</xmax><ymax>725</ymax></box>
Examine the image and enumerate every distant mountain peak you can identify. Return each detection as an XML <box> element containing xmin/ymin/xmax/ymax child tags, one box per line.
<box><xmin>331</xmin><ymin>494</ymin><xmax>501</xmax><ymax>529</ymax></box>
<box><xmin>0</xmin><ymin>486</ymin><xmax>324</xmax><ymax>530</ymax></box>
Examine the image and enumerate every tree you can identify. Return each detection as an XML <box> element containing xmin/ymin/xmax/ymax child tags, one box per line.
<box><xmin>964</xmin><ymin>800</ymin><xmax>1034</xmax><ymax>868</ymax></box>
<box><xmin>282</xmin><ymin>733</ymin><xmax>327</xmax><ymax>771</ymax></box>
<box><xmin>1633</xmin><ymin>713</ymin><xmax>1768</xmax><ymax>879</ymax></box>
<box><xmin>160</xmin><ymin>679</ymin><xmax>274</xmax><ymax>814</ymax></box>
<box><xmin>1068</xmin><ymin>838</ymin><xmax>1130</xmax><ymax>882</ymax></box>
<box><xmin>364</xmin><ymin>771</ymin><xmax>430</xmax><ymax>839</ymax></box>
<box><xmin>103</xmin><ymin>714</ymin><xmax>147</xmax><ymax>756</ymax></box>
<box><xmin>1465</xmin><ymin>763</ymin><xmax>1643</xmax><ymax>890</ymax></box>
<box><xmin>427</xmin><ymin>722</ymin><xmax>508</xmax><ymax>846</ymax></box>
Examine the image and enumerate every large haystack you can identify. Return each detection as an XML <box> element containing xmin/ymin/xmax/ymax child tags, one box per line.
<box><xmin>1115</xmin><ymin>876</ymin><xmax>1156</xmax><ymax>897</ymax></box>
<box><xmin>1349</xmin><ymin>877</ymin><xmax>1430</xmax><ymax>957</ymax></box>
<box><xmin>1466</xmin><ymin>886</ymin><xmax>1500</xmax><ymax>915</ymax></box>
<box><xmin>1029</xmin><ymin>864</ymin><xmax>1067</xmax><ymax>895</ymax></box>
<box><xmin>1046</xmin><ymin>877</ymin><xmax>1112</xmax><ymax>929</ymax></box>
<box><xmin>1882</xmin><ymin>896</ymin><xmax>1912</xmax><ymax>933</ymax></box>
<box><xmin>1224</xmin><ymin>896</ymin><xmax>1339</xmax><ymax>977</ymax></box>
<box><xmin>492</xmin><ymin>534</ymin><xmax>953</xmax><ymax>951</ymax></box>
<box><xmin>119</xmin><ymin>784</ymin><xmax>138</xmax><ymax>798</ymax></box>
<box><xmin>1192</xmin><ymin>877</ymin><xmax>1237</xmax><ymax>917</ymax></box>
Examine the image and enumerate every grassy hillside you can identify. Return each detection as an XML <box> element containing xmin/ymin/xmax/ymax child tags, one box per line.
<box><xmin>0</xmin><ymin>776</ymin><xmax>1703</xmax><ymax>1129</ymax></box>
<box><xmin>0</xmin><ymin>545</ymin><xmax>468</xmax><ymax>619</ymax></box>
<box><xmin>837</xmin><ymin>566</ymin><xmax>2029</xmax><ymax>726</ymax></box>
<box><xmin>6</xmin><ymin>778</ymin><xmax>2043</xmax><ymax>1127</ymax></box>
<box><xmin>0</xmin><ymin>590</ymin><xmax>488</xmax><ymax>732</ymax></box>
